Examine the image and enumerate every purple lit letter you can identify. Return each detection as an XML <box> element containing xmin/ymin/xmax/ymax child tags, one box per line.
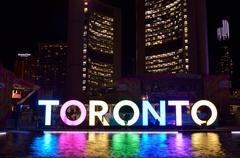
<box><xmin>60</xmin><ymin>100</ymin><xmax>87</xmax><ymax>126</ymax></box>
<box><xmin>168</xmin><ymin>100</ymin><xmax>189</xmax><ymax>126</ymax></box>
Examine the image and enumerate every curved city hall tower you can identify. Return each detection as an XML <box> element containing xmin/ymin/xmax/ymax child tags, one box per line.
<box><xmin>136</xmin><ymin>0</ymin><xmax>209</xmax><ymax>75</ymax></box>
<box><xmin>67</xmin><ymin>0</ymin><xmax>121</xmax><ymax>99</ymax></box>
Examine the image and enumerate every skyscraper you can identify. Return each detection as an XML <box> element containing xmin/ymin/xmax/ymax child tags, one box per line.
<box><xmin>136</xmin><ymin>0</ymin><xmax>209</xmax><ymax>75</ymax></box>
<box><xmin>14</xmin><ymin>53</ymin><xmax>35</xmax><ymax>82</ymax></box>
<box><xmin>215</xmin><ymin>19</ymin><xmax>234</xmax><ymax>94</ymax></box>
<box><xmin>216</xmin><ymin>20</ymin><xmax>233</xmax><ymax>76</ymax></box>
<box><xmin>67</xmin><ymin>0</ymin><xmax>121</xmax><ymax>99</ymax></box>
<box><xmin>36</xmin><ymin>43</ymin><xmax>67</xmax><ymax>98</ymax></box>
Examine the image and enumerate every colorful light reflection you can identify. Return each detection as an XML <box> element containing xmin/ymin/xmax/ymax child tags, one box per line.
<box><xmin>191</xmin><ymin>133</ymin><xmax>225</xmax><ymax>157</ymax></box>
<box><xmin>59</xmin><ymin>133</ymin><xmax>86</xmax><ymax>157</ymax></box>
<box><xmin>140</xmin><ymin>133</ymin><xmax>169</xmax><ymax>157</ymax></box>
<box><xmin>31</xmin><ymin>133</ymin><xmax>59</xmax><ymax>157</ymax></box>
<box><xmin>29</xmin><ymin>132</ymin><xmax>229</xmax><ymax>158</ymax></box>
<box><xmin>112</xmin><ymin>134</ymin><xmax>140</xmax><ymax>157</ymax></box>
<box><xmin>87</xmin><ymin>133</ymin><xmax>110</xmax><ymax>157</ymax></box>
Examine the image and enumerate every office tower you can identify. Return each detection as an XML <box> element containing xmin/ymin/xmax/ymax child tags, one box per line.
<box><xmin>215</xmin><ymin>19</ymin><xmax>234</xmax><ymax>94</ymax></box>
<box><xmin>67</xmin><ymin>0</ymin><xmax>121</xmax><ymax>99</ymax></box>
<box><xmin>14</xmin><ymin>53</ymin><xmax>35</xmax><ymax>82</ymax></box>
<box><xmin>216</xmin><ymin>20</ymin><xmax>233</xmax><ymax>76</ymax></box>
<box><xmin>36</xmin><ymin>43</ymin><xmax>67</xmax><ymax>98</ymax></box>
<box><xmin>136</xmin><ymin>0</ymin><xmax>209</xmax><ymax>75</ymax></box>
<box><xmin>217</xmin><ymin>47</ymin><xmax>233</xmax><ymax>75</ymax></box>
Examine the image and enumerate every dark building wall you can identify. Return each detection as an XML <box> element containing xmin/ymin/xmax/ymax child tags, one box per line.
<box><xmin>122</xmin><ymin>0</ymin><xmax>136</xmax><ymax>77</ymax></box>
<box><xmin>67</xmin><ymin>0</ymin><xmax>84</xmax><ymax>99</ymax></box>
<box><xmin>136</xmin><ymin>0</ymin><xmax>145</xmax><ymax>76</ymax></box>
<box><xmin>140</xmin><ymin>74</ymin><xmax>203</xmax><ymax>103</ymax></box>
<box><xmin>203</xmin><ymin>75</ymin><xmax>230</xmax><ymax>125</ymax></box>
<box><xmin>0</xmin><ymin>66</ymin><xmax>14</xmax><ymax>124</ymax></box>
<box><xmin>14</xmin><ymin>54</ymin><xmax>36</xmax><ymax>82</ymax></box>
<box><xmin>36</xmin><ymin>43</ymin><xmax>67</xmax><ymax>98</ymax></box>
<box><xmin>187</xmin><ymin>0</ymin><xmax>209</xmax><ymax>74</ymax></box>
<box><xmin>113</xmin><ymin>9</ymin><xmax>122</xmax><ymax>80</ymax></box>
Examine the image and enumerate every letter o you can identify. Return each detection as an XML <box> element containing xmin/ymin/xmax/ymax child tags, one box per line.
<box><xmin>60</xmin><ymin>100</ymin><xmax>87</xmax><ymax>126</ymax></box>
<box><xmin>191</xmin><ymin>100</ymin><xmax>217</xmax><ymax>126</ymax></box>
<box><xmin>113</xmin><ymin>100</ymin><xmax>140</xmax><ymax>126</ymax></box>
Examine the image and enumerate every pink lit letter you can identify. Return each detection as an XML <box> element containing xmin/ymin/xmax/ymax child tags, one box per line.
<box><xmin>60</xmin><ymin>100</ymin><xmax>87</xmax><ymax>126</ymax></box>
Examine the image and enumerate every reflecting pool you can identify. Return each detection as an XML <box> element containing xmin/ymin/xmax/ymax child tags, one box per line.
<box><xmin>0</xmin><ymin>132</ymin><xmax>239</xmax><ymax>157</ymax></box>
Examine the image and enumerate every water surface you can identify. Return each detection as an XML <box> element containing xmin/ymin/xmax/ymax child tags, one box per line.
<box><xmin>0</xmin><ymin>132</ymin><xmax>239</xmax><ymax>157</ymax></box>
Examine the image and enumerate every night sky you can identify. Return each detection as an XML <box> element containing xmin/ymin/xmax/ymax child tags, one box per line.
<box><xmin>2</xmin><ymin>0</ymin><xmax>240</xmax><ymax>86</ymax></box>
<box><xmin>2</xmin><ymin>0</ymin><xmax>68</xmax><ymax>70</ymax></box>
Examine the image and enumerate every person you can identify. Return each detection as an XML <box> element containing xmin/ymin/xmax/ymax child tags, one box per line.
<box><xmin>200</xmin><ymin>111</ymin><xmax>210</xmax><ymax>128</ymax></box>
<box><xmin>124</xmin><ymin>113</ymin><xmax>130</xmax><ymax>126</ymax></box>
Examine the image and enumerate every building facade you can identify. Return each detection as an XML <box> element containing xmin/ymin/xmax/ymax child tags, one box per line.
<box><xmin>14</xmin><ymin>53</ymin><xmax>36</xmax><ymax>82</ymax></box>
<box><xmin>0</xmin><ymin>65</ymin><xmax>39</xmax><ymax>128</ymax></box>
<box><xmin>67</xmin><ymin>0</ymin><xmax>121</xmax><ymax>99</ymax></box>
<box><xmin>136</xmin><ymin>0</ymin><xmax>209</xmax><ymax>75</ymax></box>
<box><xmin>35</xmin><ymin>43</ymin><xmax>67</xmax><ymax>98</ymax></box>
<box><xmin>216</xmin><ymin>20</ymin><xmax>233</xmax><ymax>88</ymax></box>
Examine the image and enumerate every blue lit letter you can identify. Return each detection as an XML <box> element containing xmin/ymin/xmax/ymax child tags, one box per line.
<box><xmin>38</xmin><ymin>100</ymin><xmax>60</xmax><ymax>126</ymax></box>
<box><xmin>168</xmin><ymin>100</ymin><xmax>189</xmax><ymax>126</ymax></box>
<box><xmin>142</xmin><ymin>100</ymin><xmax>166</xmax><ymax>126</ymax></box>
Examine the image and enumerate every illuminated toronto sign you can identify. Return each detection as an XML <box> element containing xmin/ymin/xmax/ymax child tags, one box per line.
<box><xmin>38</xmin><ymin>99</ymin><xmax>218</xmax><ymax>127</ymax></box>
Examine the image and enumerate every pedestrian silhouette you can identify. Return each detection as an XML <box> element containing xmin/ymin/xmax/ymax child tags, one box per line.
<box><xmin>124</xmin><ymin>113</ymin><xmax>130</xmax><ymax>125</ymax></box>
